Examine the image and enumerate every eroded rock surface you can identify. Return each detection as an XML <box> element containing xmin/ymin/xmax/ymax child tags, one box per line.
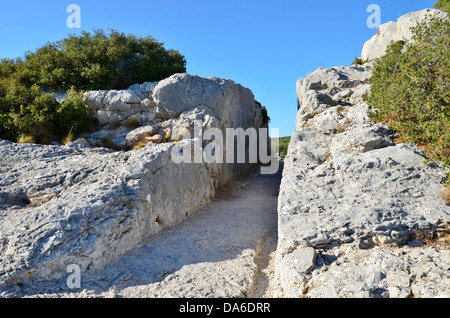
<box><xmin>0</xmin><ymin>73</ymin><xmax>266</xmax><ymax>293</ymax></box>
<box><xmin>361</xmin><ymin>8</ymin><xmax>447</xmax><ymax>61</ymax></box>
<box><xmin>275</xmin><ymin>62</ymin><xmax>450</xmax><ymax>298</ymax></box>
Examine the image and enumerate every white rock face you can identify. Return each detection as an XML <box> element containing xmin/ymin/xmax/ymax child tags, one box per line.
<box><xmin>275</xmin><ymin>62</ymin><xmax>450</xmax><ymax>298</ymax></box>
<box><xmin>0</xmin><ymin>141</ymin><xmax>215</xmax><ymax>287</ymax></box>
<box><xmin>83</xmin><ymin>73</ymin><xmax>264</xmax><ymax>131</ymax></box>
<box><xmin>0</xmin><ymin>73</ymin><xmax>265</xmax><ymax>292</ymax></box>
<box><xmin>83</xmin><ymin>82</ymin><xmax>159</xmax><ymax>127</ymax></box>
<box><xmin>361</xmin><ymin>8</ymin><xmax>447</xmax><ymax>61</ymax></box>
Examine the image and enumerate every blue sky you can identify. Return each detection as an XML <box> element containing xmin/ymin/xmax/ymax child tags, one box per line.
<box><xmin>0</xmin><ymin>0</ymin><xmax>436</xmax><ymax>137</ymax></box>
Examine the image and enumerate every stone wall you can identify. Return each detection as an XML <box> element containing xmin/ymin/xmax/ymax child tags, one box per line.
<box><xmin>0</xmin><ymin>73</ymin><xmax>265</xmax><ymax>291</ymax></box>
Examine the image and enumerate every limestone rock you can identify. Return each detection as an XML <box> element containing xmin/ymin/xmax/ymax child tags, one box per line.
<box><xmin>125</xmin><ymin>125</ymin><xmax>158</xmax><ymax>147</ymax></box>
<box><xmin>83</xmin><ymin>83</ymin><xmax>158</xmax><ymax>127</ymax></box>
<box><xmin>86</xmin><ymin>126</ymin><xmax>132</xmax><ymax>149</ymax></box>
<box><xmin>275</xmin><ymin>60</ymin><xmax>450</xmax><ymax>298</ymax></box>
<box><xmin>0</xmin><ymin>141</ymin><xmax>214</xmax><ymax>290</ymax></box>
<box><xmin>0</xmin><ymin>73</ymin><xmax>265</xmax><ymax>293</ymax></box>
<box><xmin>302</xmin><ymin>246</ymin><xmax>449</xmax><ymax>298</ymax></box>
<box><xmin>290</xmin><ymin>247</ymin><xmax>317</xmax><ymax>274</ymax></box>
<box><xmin>361</xmin><ymin>9</ymin><xmax>448</xmax><ymax>61</ymax></box>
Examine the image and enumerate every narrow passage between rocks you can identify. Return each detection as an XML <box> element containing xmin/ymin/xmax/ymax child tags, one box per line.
<box><xmin>27</xmin><ymin>162</ymin><xmax>282</xmax><ymax>298</ymax></box>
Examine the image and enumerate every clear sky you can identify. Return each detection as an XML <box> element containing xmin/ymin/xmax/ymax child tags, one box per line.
<box><xmin>0</xmin><ymin>0</ymin><xmax>437</xmax><ymax>137</ymax></box>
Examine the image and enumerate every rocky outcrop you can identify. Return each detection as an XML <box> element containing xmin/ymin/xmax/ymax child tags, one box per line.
<box><xmin>361</xmin><ymin>8</ymin><xmax>447</xmax><ymax>61</ymax></box>
<box><xmin>83</xmin><ymin>81</ymin><xmax>158</xmax><ymax>127</ymax></box>
<box><xmin>0</xmin><ymin>73</ymin><xmax>265</xmax><ymax>293</ymax></box>
<box><xmin>275</xmin><ymin>61</ymin><xmax>450</xmax><ymax>297</ymax></box>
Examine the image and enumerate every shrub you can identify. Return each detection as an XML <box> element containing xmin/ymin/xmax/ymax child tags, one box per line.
<box><xmin>124</xmin><ymin>118</ymin><xmax>141</xmax><ymax>129</ymax></box>
<box><xmin>261</xmin><ymin>107</ymin><xmax>270</xmax><ymax>125</ymax></box>
<box><xmin>352</xmin><ymin>57</ymin><xmax>368</xmax><ymax>66</ymax></box>
<box><xmin>255</xmin><ymin>100</ymin><xmax>271</xmax><ymax>126</ymax></box>
<box><xmin>0</xmin><ymin>29</ymin><xmax>186</xmax><ymax>144</ymax></box>
<box><xmin>367</xmin><ymin>13</ymin><xmax>450</xmax><ymax>170</ymax></box>
<box><xmin>272</xmin><ymin>136</ymin><xmax>291</xmax><ymax>157</ymax></box>
<box><xmin>434</xmin><ymin>0</ymin><xmax>450</xmax><ymax>13</ymax></box>
<box><xmin>0</xmin><ymin>83</ymin><xmax>97</xmax><ymax>144</ymax></box>
<box><xmin>21</xmin><ymin>29</ymin><xmax>186</xmax><ymax>91</ymax></box>
<box><xmin>55</xmin><ymin>88</ymin><xmax>98</xmax><ymax>138</ymax></box>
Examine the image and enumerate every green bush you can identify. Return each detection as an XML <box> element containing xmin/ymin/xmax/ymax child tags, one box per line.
<box><xmin>367</xmin><ymin>13</ymin><xmax>449</xmax><ymax>168</ymax></box>
<box><xmin>352</xmin><ymin>57</ymin><xmax>368</xmax><ymax>66</ymax></box>
<box><xmin>0</xmin><ymin>29</ymin><xmax>186</xmax><ymax>144</ymax></box>
<box><xmin>434</xmin><ymin>0</ymin><xmax>450</xmax><ymax>13</ymax></box>
<box><xmin>20</xmin><ymin>29</ymin><xmax>186</xmax><ymax>91</ymax></box>
<box><xmin>272</xmin><ymin>136</ymin><xmax>291</xmax><ymax>157</ymax></box>
<box><xmin>0</xmin><ymin>83</ymin><xmax>97</xmax><ymax>144</ymax></box>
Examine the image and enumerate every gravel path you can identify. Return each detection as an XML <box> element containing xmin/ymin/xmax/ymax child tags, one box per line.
<box><xmin>23</xmin><ymin>163</ymin><xmax>282</xmax><ymax>298</ymax></box>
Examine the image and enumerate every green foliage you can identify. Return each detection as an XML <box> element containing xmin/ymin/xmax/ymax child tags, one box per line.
<box><xmin>20</xmin><ymin>29</ymin><xmax>186</xmax><ymax>91</ymax></box>
<box><xmin>56</xmin><ymin>88</ymin><xmax>98</xmax><ymax>139</ymax></box>
<box><xmin>0</xmin><ymin>82</ymin><xmax>97</xmax><ymax>144</ymax></box>
<box><xmin>434</xmin><ymin>0</ymin><xmax>450</xmax><ymax>13</ymax></box>
<box><xmin>352</xmin><ymin>57</ymin><xmax>368</xmax><ymax>66</ymax></box>
<box><xmin>0</xmin><ymin>29</ymin><xmax>186</xmax><ymax>144</ymax></box>
<box><xmin>272</xmin><ymin>136</ymin><xmax>291</xmax><ymax>157</ymax></box>
<box><xmin>367</xmin><ymin>14</ymin><xmax>450</xmax><ymax>168</ymax></box>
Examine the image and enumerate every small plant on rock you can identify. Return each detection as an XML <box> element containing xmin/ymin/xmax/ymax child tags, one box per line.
<box><xmin>352</xmin><ymin>57</ymin><xmax>368</xmax><ymax>66</ymax></box>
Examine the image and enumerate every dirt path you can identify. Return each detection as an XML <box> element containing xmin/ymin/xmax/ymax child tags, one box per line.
<box><xmin>29</xmin><ymin>163</ymin><xmax>282</xmax><ymax>298</ymax></box>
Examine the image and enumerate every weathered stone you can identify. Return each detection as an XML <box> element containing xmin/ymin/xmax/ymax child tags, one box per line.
<box><xmin>125</xmin><ymin>125</ymin><xmax>158</xmax><ymax>146</ymax></box>
<box><xmin>83</xmin><ymin>84</ymin><xmax>156</xmax><ymax>127</ymax></box>
<box><xmin>0</xmin><ymin>73</ymin><xmax>265</xmax><ymax>293</ymax></box>
<box><xmin>331</xmin><ymin>123</ymin><xmax>394</xmax><ymax>153</ymax></box>
<box><xmin>275</xmin><ymin>45</ymin><xmax>450</xmax><ymax>298</ymax></box>
<box><xmin>291</xmin><ymin>247</ymin><xmax>316</xmax><ymax>274</ymax></box>
<box><xmin>291</xmin><ymin>245</ymin><xmax>450</xmax><ymax>298</ymax></box>
<box><xmin>361</xmin><ymin>9</ymin><xmax>448</xmax><ymax>61</ymax></box>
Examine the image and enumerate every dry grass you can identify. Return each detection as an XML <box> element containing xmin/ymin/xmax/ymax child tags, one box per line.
<box><xmin>27</xmin><ymin>192</ymin><xmax>55</xmax><ymax>208</ymax></box>
<box><xmin>100</xmin><ymin>136</ymin><xmax>116</xmax><ymax>149</ymax></box>
<box><xmin>410</xmin><ymin>225</ymin><xmax>450</xmax><ymax>249</ymax></box>
<box><xmin>321</xmin><ymin>149</ymin><xmax>332</xmax><ymax>164</ymax></box>
<box><xmin>124</xmin><ymin>118</ymin><xmax>141</xmax><ymax>129</ymax></box>
<box><xmin>62</xmin><ymin>124</ymin><xmax>78</xmax><ymax>145</ymax></box>
<box><xmin>17</xmin><ymin>135</ymin><xmax>35</xmax><ymax>144</ymax></box>
<box><xmin>393</xmin><ymin>135</ymin><xmax>412</xmax><ymax>145</ymax></box>
<box><xmin>131</xmin><ymin>140</ymin><xmax>147</xmax><ymax>151</ymax></box>
<box><xmin>441</xmin><ymin>186</ymin><xmax>450</xmax><ymax>206</ymax></box>
<box><xmin>62</xmin><ymin>131</ymin><xmax>74</xmax><ymax>145</ymax></box>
